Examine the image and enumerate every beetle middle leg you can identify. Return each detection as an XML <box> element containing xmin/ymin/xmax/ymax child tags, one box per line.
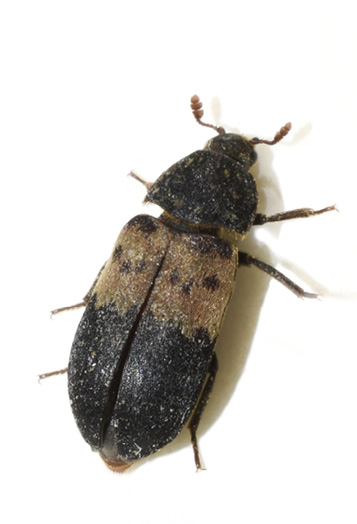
<box><xmin>239</xmin><ymin>252</ymin><xmax>317</xmax><ymax>298</ymax></box>
<box><xmin>40</xmin><ymin>263</ymin><xmax>107</xmax><ymax>380</ymax></box>
<box><xmin>188</xmin><ymin>353</ymin><xmax>218</xmax><ymax>471</ymax></box>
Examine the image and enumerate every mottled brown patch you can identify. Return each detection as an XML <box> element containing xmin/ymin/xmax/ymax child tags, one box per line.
<box><xmin>126</xmin><ymin>215</ymin><xmax>159</xmax><ymax>236</ymax></box>
<box><xmin>149</xmin><ymin>232</ymin><xmax>238</xmax><ymax>339</ymax></box>
<box><xmin>186</xmin><ymin>236</ymin><xmax>233</xmax><ymax>259</ymax></box>
<box><xmin>94</xmin><ymin>216</ymin><xmax>237</xmax><ymax>339</ymax></box>
<box><xmin>93</xmin><ymin>216</ymin><xmax>171</xmax><ymax>314</ymax></box>
<box><xmin>112</xmin><ymin>244</ymin><xmax>123</xmax><ymax>262</ymax></box>
<box><xmin>169</xmin><ymin>268</ymin><xmax>180</xmax><ymax>284</ymax></box>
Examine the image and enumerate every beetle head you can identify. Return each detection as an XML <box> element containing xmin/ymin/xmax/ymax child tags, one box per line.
<box><xmin>206</xmin><ymin>133</ymin><xmax>258</xmax><ymax>170</ymax></box>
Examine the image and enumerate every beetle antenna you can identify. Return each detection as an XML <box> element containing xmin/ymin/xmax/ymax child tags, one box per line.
<box><xmin>190</xmin><ymin>95</ymin><xmax>225</xmax><ymax>135</ymax></box>
<box><xmin>250</xmin><ymin>122</ymin><xmax>292</xmax><ymax>146</ymax></box>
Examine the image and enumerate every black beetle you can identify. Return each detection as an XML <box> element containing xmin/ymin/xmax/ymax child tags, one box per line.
<box><xmin>42</xmin><ymin>95</ymin><xmax>334</xmax><ymax>472</ymax></box>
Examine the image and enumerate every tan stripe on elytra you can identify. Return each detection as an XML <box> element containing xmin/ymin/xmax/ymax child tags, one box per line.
<box><xmin>94</xmin><ymin>219</ymin><xmax>172</xmax><ymax>314</ymax></box>
<box><xmin>149</xmin><ymin>233</ymin><xmax>238</xmax><ymax>339</ymax></box>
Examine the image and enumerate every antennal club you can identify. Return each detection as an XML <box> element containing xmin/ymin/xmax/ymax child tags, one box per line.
<box><xmin>250</xmin><ymin>122</ymin><xmax>292</xmax><ymax>146</ymax></box>
<box><xmin>190</xmin><ymin>95</ymin><xmax>225</xmax><ymax>135</ymax></box>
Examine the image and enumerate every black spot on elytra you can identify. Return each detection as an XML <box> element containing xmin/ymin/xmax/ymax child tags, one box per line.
<box><xmin>181</xmin><ymin>280</ymin><xmax>193</xmax><ymax>295</ymax></box>
<box><xmin>135</xmin><ymin>259</ymin><xmax>147</xmax><ymax>273</ymax></box>
<box><xmin>127</xmin><ymin>215</ymin><xmax>158</xmax><ymax>236</ymax></box>
<box><xmin>112</xmin><ymin>245</ymin><xmax>123</xmax><ymax>262</ymax></box>
<box><xmin>214</xmin><ymin>239</ymin><xmax>233</xmax><ymax>259</ymax></box>
<box><xmin>120</xmin><ymin>260</ymin><xmax>132</xmax><ymax>274</ymax></box>
<box><xmin>202</xmin><ymin>274</ymin><xmax>220</xmax><ymax>291</ymax></box>
<box><xmin>169</xmin><ymin>268</ymin><xmax>180</xmax><ymax>285</ymax></box>
<box><xmin>192</xmin><ymin>327</ymin><xmax>212</xmax><ymax>346</ymax></box>
<box><xmin>189</xmin><ymin>236</ymin><xmax>233</xmax><ymax>259</ymax></box>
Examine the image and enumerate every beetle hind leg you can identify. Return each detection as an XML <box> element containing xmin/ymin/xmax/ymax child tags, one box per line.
<box><xmin>188</xmin><ymin>353</ymin><xmax>218</xmax><ymax>471</ymax></box>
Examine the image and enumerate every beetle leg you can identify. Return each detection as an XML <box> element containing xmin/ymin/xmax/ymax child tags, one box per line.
<box><xmin>239</xmin><ymin>252</ymin><xmax>317</xmax><ymax>298</ymax></box>
<box><xmin>188</xmin><ymin>353</ymin><xmax>218</xmax><ymax>471</ymax></box>
<box><xmin>50</xmin><ymin>300</ymin><xmax>88</xmax><ymax>316</ymax></box>
<box><xmin>43</xmin><ymin>264</ymin><xmax>108</xmax><ymax>379</ymax></box>
<box><xmin>38</xmin><ymin>367</ymin><xmax>68</xmax><ymax>381</ymax></box>
<box><xmin>253</xmin><ymin>205</ymin><xmax>336</xmax><ymax>225</ymax></box>
<box><xmin>51</xmin><ymin>262</ymin><xmax>107</xmax><ymax>316</ymax></box>
<box><xmin>128</xmin><ymin>170</ymin><xmax>154</xmax><ymax>191</ymax></box>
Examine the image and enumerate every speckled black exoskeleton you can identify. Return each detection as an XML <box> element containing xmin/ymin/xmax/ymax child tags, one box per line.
<box><xmin>41</xmin><ymin>95</ymin><xmax>335</xmax><ymax>472</ymax></box>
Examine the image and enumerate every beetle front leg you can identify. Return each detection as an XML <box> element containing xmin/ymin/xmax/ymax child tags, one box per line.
<box><xmin>253</xmin><ymin>205</ymin><xmax>336</xmax><ymax>225</ymax></box>
<box><xmin>188</xmin><ymin>353</ymin><xmax>218</xmax><ymax>471</ymax></box>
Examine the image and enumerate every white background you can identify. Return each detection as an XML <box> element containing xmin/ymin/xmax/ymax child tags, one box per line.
<box><xmin>1</xmin><ymin>1</ymin><xmax>356</xmax><ymax>523</ymax></box>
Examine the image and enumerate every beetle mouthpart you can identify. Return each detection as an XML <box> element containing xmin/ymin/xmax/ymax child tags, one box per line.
<box><xmin>99</xmin><ymin>450</ymin><xmax>132</xmax><ymax>473</ymax></box>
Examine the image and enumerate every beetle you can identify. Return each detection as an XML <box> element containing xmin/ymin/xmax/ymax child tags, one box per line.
<box><xmin>41</xmin><ymin>95</ymin><xmax>334</xmax><ymax>472</ymax></box>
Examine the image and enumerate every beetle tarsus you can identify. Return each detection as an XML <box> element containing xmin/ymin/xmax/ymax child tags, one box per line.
<box><xmin>254</xmin><ymin>205</ymin><xmax>336</xmax><ymax>225</ymax></box>
<box><xmin>190</xmin><ymin>430</ymin><xmax>205</xmax><ymax>472</ymax></box>
<box><xmin>188</xmin><ymin>354</ymin><xmax>218</xmax><ymax>470</ymax></box>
